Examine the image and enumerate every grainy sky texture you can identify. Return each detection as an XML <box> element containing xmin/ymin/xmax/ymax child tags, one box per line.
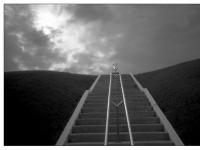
<box><xmin>4</xmin><ymin>4</ymin><xmax>200</xmax><ymax>74</ymax></box>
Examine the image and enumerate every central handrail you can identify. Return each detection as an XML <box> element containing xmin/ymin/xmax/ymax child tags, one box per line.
<box><xmin>119</xmin><ymin>74</ymin><xmax>134</xmax><ymax>145</ymax></box>
<box><xmin>104</xmin><ymin>73</ymin><xmax>112</xmax><ymax>145</ymax></box>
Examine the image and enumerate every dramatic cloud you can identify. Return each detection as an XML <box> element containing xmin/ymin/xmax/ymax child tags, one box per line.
<box><xmin>4</xmin><ymin>4</ymin><xmax>200</xmax><ymax>74</ymax></box>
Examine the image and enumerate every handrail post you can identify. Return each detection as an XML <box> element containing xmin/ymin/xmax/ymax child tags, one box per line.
<box><xmin>104</xmin><ymin>73</ymin><xmax>112</xmax><ymax>146</ymax></box>
<box><xmin>119</xmin><ymin>74</ymin><xmax>134</xmax><ymax>145</ymax></box>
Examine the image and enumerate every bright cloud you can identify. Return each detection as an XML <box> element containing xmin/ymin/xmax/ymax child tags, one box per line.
<box><xmin>27</xmin><ymin>5</ymin><xmax>116</xmax><ymax>73</ymax></box>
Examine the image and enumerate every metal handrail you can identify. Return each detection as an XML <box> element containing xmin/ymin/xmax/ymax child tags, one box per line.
<box><xmin>104</xmin><ymin>73</ymin><xmax>112</xmax><ymax>145</ymax></box>
<box><xmin>129</xmin><ymin>73</ymin><xmax>143</xmax><ymax>91</ymax></box>
<box><xmin>89</xmin><ymin>75</ymin><xmax>101</xmax><ymax>92</ymax></box>
<box><xmin>110</xmin><ymin>74</ymin><xmax>124</xmax><ymax>143</ymax></box>
<box><xmin>119</xmin><ymin>74</ymin><xmax>134</xmax><ymax>145</ymax></box>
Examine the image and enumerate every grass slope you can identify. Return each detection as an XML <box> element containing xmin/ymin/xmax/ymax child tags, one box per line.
<box><xmin>4</xmin><ymin>71</ymin><xmax>96</xmax><ymax>145</ymax></box>
<box><xmin>136</xmin><ymin>59</ymin><xmax>200</xmax><ymax>145</ymax></box>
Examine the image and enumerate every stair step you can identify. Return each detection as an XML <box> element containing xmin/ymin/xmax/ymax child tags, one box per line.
<box><xmin>88</xmin><ymin>94</ymin><xmax>108</xmax><ymax>96</ymax></box>
<box><xmin>82</xmin><ymin>105</ymin><xmax>153</xmax><ymax>110</ymax></box>
<box><xmin>125</xmin><ymin>94</ymin><xmax>146</xmax><ymax>97</ymax></box>
<box><xmin>134</xmin><ymin>140</ymin><xmax>174</xmax><ymax>146</ymax></box>
<box><xmin>82</xmin><ymin>106</ymin><xmax>153</xmax><ymax>113</ymax></box>
<box><xmin>85</xmin><ymin>101</ymin><xmax>108</xmax><ymax>104</ymax></box>
<box><xmin>66</xmin><ymin>142</ymin><xmax>129</xmax><ymax>146</ymax></box>
<box><xmin>86</xmin><ymin>98</ymin><xmax>107</xmax><ymax>101</ymax></box>
<box><xmin>126</xmin><ymin>102</ymin><xmax>151</xmax><ymax>106</ymax></box>
<box><xmin>83</xmin><ymin>103</ymin><xmax>107</xmax><ymax>108</ymax></box>
<box><xmin>66</xmin><ymin>140</ymin><xmax>174</xmax><ymax>146</ymax></box>
<box><xmin>68</xmin><ymin>132</ymin><xmax>169</xmax><ymax>143</ymax></box>
<box><xmin>79</xmin><ymin>112</ymin><xmax>122</xmax><ymax>118</ymax></box>
<box><xmin>76</xmin><ymin>117</ymin><xmax>160</xmax><ymax>125</ymax></box>
<box><xmin>87</xmin><ymin>96</ymin><xmax>108</xmax><ymax>99</ymax></box>
<box><xmin>85</xmin><ymin>102</ymin><xmax>107</xmax><ymax>105</ymax></box>
<box><xmin>72</xmin><ymin>124</ymin><xmax>164</xmax><ymax>133</ymax></box>
<box><xmin>110</xmin><ymin>105</ymin><xmax>152</xmax><ymax>110</ymax></box>
<box><xmin>126</xmin><ymin>99</ymin><xmax>148</xmax><ymax>102</ymax></box>
<box><xmin>86</xmin><ymin>99</ymin><xmax>149</xmax><ymax>103</ymax></box>
<box><xmin>79</xmin><ymin>111</ymin><xmax>156</xmax><ymax>118</ymax></box>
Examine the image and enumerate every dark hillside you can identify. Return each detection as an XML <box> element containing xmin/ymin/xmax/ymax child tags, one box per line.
<box><xmin>4</xmin><ymin>71</ymin><xmax>96</xmax><ymax>145</ymax></box>
<box><xmin>136</xmin><ymin>59</ymin><xmax>200</xmax><ymax>145</ymax></box>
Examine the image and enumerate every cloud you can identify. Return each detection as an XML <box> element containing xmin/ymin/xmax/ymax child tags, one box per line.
<box><xmin>4</xmin><ymin>5</ymin><xmax>63</xmax><ymax>71</ymax></box>
<box><xmin>4</xmin><ymin>4</ymin><xmax>114</xmax><ymax>74</ymax></box>
<box><xmin>4</xmin><ymin>5</ymin><xmax>200</xmax><ymax>74</ymax></box>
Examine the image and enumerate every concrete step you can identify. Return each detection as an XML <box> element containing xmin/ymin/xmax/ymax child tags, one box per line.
<box><xmin>86</xmin><ymin>98</ymin><xmax>108</xmax><ymax>101</ymax></box>
<box><xmin>84</xmin><ymin>101</ymin><xmax>150</xmax><ymax>107</ymax></box>
<box><xmin>79</xmin><ymin>112</ymin><xmax>123</xmax><ymax>118</ymax></box>
<box><xmin>81</xmin><ymin>106</ymin><xmax>153</xmax><ymax>113</ymax></box>
<box><xmin>89</xmin><ymin>93</ymin><xmax>108</xmax><ymax>96</ymax></box>
<box><xmin>85</xmin><ymin>100</ymin><xmax>108</xmax><ymax>103</ymax></box>
<box><xmin>72</xmin><ymin>124</ymin><xmax>164</xmax><ymax>133</ymax></box>
<box><xmin>126</xmin><ymin>101</ymin><xmax>151</xmax><ymax>106</ymax></box>
<box><xmin>66</xmin><ymin>142</ymin><xmax>129</xmax><ymax>146</ymax></box>
<box><xmin>86</xmin><ymin>99</ymin><xmax>107</xmax><ymax>102</ymax></box>
<box><xmin>83</xmin><ymin>104</ymin><xmax>151</xmax><ymax>110</ymax></box>
<box><xmin>68</xmin><ymin>132</ymin><xmax>169</xmax><ymax>143</ymax></box>
<box><xmin>83</xmin><ymin>103</ymin><xmax>107</xmax><ymax>108</ymax></box>
<box><xmin>110</xmin><ymin>93</ymin><xmax>123</xmax><ymax>96</ymax></box>
<box><xmin>76</xmin><ymin>117</ymin><xmax>160</xmax><ymax>125</ymax></box>
<box><xmin>87</xmin><ymin>98</ymin><xmax>108</xmax><ymax>100</ymax></box>
<box><xmin>87</xmin><ymin>95</ymin><xmax>108</xmax><ymax>98</ymax></box>
<box><xmin>125</xmin><ymin>94</ymin><xmax>146</xmax><ymax>97</ymax></box>
<box><xmin>66</xmin><ymin>140</ymin><xmax>174</xmax><ymax>146</ymax></box>
<box><xmin>134</xmin><ymin>140</ymin><xmax>174</xmax><ymax>146</ymax></box>
<box><xmin>125</xmin><ymin>98</ymin><xmax>148</xmax><ymax>101</ymax></box>
<box><xmin>124</xmin><ymin>94</ymin><xmax>146</xmax><ymax>97</ymax></box>
<box><xmin>111</xmin><ymin>90</ymin><xmax>123</xmax><ymax>92</ymax></box>
<box><xmin>79</xmin><ymin>111</ymin><xmax>156</xmax><ymax>118</ymax></box>
<box><xmin>83</xmin><ymin>103</ymin><xmax>107</xmax><ymax>107</ymax></box>
<box><xmin>87</xmin><ymin>94</ymin><xmax>108</xmax><ymax>97</ymax></box>
<box><xmin>111</xmin><ymin>105</ymin><xmax>152</xmax><ymax>110</ymax></box>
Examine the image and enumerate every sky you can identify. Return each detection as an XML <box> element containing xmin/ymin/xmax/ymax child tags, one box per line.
<box><xmin>4</xmin><ymin>4</ymin><xmax>200</xmax><ymax>74</ymax></box>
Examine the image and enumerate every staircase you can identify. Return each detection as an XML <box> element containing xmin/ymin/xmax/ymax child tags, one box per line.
<box><xmin>121</xmin><ymin>74</ymin><xmax>173</xmax><ymax>145</ymax></box>
<box><xmin>56</xmin><ymin>72</ymin><xmax>184</xmax><ymax>146</ymax></box>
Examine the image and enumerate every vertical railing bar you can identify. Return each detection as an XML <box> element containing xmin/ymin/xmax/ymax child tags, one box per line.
<box><xmin>119</xmin><ymin>74</ymin><xmax>134</xmax><ymax>145</ymax></box>
<box><xmin>104</xmin><ymin>73</ymin><xmax>112</xmax><ymax>146</ymax></box>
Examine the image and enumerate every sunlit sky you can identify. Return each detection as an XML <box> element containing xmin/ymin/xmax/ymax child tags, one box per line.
<box><xmin>4</xmin><ymin>4</ymin><xmax>200</xmax><ymax>74</ymax></box>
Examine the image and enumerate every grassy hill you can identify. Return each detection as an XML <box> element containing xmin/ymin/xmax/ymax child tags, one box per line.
<box><xmin>4</xmin><ymin>71</ymin><xmax>96</xmax><ymax>145</ymax></box>
<box><xmin>136</xmin><ymin>59</ymin><xmax>200</xmax><ymax>145</ymax></box>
